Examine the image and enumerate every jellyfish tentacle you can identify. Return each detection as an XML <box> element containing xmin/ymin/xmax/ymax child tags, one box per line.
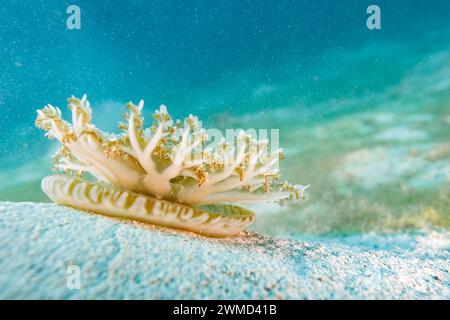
<box><xmin>36</xmin><ymin>94</ymin><xmax>307</xmax><ymax>206</ymax></box>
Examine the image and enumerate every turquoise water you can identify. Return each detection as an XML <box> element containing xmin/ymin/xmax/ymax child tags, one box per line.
<box><xmin>1</xmin><ymin>1</ymin><xmax>449</xmax><ymax>234</ymax></box>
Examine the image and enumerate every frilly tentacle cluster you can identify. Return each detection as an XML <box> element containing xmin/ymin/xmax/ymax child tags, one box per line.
<box><xmin>36</xmin><ymin>95</ymin><xmax>308</xmax><ymax>206</ymax></box>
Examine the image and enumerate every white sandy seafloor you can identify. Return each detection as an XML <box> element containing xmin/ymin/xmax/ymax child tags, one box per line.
<box><xmin>0</xmin><ymin>202</ymin><xmax>448</xmax><ymax>299</ymax></box>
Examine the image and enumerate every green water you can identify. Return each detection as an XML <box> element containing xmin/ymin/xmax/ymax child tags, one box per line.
<box><xmin>0</xmin><ymin>1</ymin><xmax>449</xmax><ymax>235</ymax></box>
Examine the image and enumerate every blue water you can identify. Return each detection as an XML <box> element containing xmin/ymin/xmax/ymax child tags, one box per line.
<box><xmin>1</xmin><ymin>1</ymin><xmax>449</xmax><ymax>234</ymax></box>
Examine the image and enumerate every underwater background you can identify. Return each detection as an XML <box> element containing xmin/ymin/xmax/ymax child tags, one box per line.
<box><xmin>0</xmin><ymin>0</ymin><xmax>449</xmax><ymax>236</ymax></box>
